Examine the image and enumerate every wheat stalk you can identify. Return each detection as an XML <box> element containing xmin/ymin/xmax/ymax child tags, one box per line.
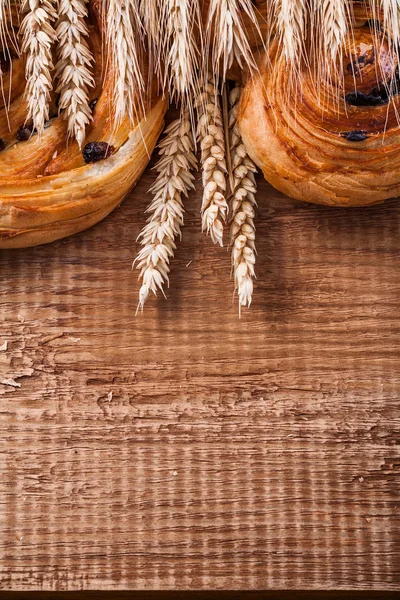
<box><xmin>275</xmin><ymin>0</ymin><xmax>307</xmax><ymax>67</ymax></box>
<box><xmin>20</xmin><ymin>0</ymin><xmax>58</xmax><ymax>137</ymax></box>
<box><xmin>228</xmin><ymin>85</ymin><xmax>257</xmax><ymax>314</ymax></box>
<box><xmin>158</xmin><ymin>0</ymin><xmax>201</xmax><ymax>111</ymax></box>
<box><xmin>107</xmin><ymin>0</ymin><xmax>144</xmax><ymax>126</ymax></box>
<box><xmin>196</xmin><ymin>72</ymin><xmax>228</xmax><ymax>246</ymax></box>
<box><xmin>55</xmin><ymin>0</ymin><xmax>94</xmax><ymax>149</ymax></box>
<box><xmin>206</xmin><ymin>0</ymin><xmax>261</xmax><ymax>84</ymax></box>
<box><xmin>134</xmin><ymin>111</ymin><xmax>197</xmax><ymax>311</ymax></box>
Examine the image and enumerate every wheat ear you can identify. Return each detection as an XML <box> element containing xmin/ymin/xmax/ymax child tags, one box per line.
<box><xmin>318</xmin><ymin>0</ymin><xmax>348</xmax><ymax>82</ymax></box>
<box><xmin>206</xmin><ymin>0</ymin><xmax>261</xmax><ymax>84</ymax></box>
<box><xmin>20</xmin><ymin>0</ymin><xmax>58</xmax><ymax>137</ymax></box>
<box><xmin>134</xmin><ymin>112</ymin><xmax>197</xmax><ymax>311</ymax></box>
<box><xmin>139</xmin><ymin>0</ymin><xmax>159</xmax><ymax>53</ymax></box>
<box><xmin>158</xmin><ymin>0</ymin><xmax>201</xmax><ymax>111</ymax></box>
<box><xmin>107</xmin><ymin>0</ymin><xmax>144</xmax><ymax>126</ymax></box>
<box><xmin>55</xmin><ymin>0</ymin><xmax>94</xmax><ymax>149</ymax></box>
<box><xmin>229</xmin><ymin>85</ymin><xmax>257</xmax><ymax>314</ymax></box>
<box><xmin>196</xmin><ymin>73</ymin><xmax>228</xmax><ymax>247</ymax></box>
<box><xmin>275</xmin><ymin>0</ymin><xmax>307</xmax><ymax>67</ymax></box>
<box><xmin>139</xmin><ymin>0</ymin><xmax>162</xmax><ymax>83</ymax></box>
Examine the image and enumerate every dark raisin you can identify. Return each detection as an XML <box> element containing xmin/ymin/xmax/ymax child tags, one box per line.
<box><xmin>82</xmin><ymin>142</ymin><xmax>114</xmax><ymax>164</ymax></box>
<box><xmin>17</xmin><ymin>124</ymin><xmax>34</xmax><ymax>141</ymax></box>
<box><xmin>346</xmin><ymin>55</ymin><xmax>366</xmax><ymax>75</ymax></box>
<box><xmin>0</xmin><ymin>138</ymin><xmax>5</xmax><ymax>151</ymax></box>
<box><xmin>346</xmin><ymin>50</ymin><xmax>375</xmax><ymax>76</ymax></box>
<box><xmin>89</xmin><ymin>98</ymin><xmax>98</xmax><ymax>112</ymax></box>
<box><xmin>342</xmin><ymin>130</ymin><xmax>368</xmax><ymax>142</ymax></box>
<box><xmin>345</xmin><ymin>90</ymin><xmax>388</xmax><ymax>106</ymax></box>
<box><xmin>0</xmin><ymin>48</ymin><xmax>17</xmax><ymax>74</ymax></box>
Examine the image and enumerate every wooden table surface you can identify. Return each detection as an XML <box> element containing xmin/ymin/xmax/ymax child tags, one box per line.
<box><xmin>0</xmin><ymin>132</ymin><xmax>399</xmax><ymax>591</ymax></box>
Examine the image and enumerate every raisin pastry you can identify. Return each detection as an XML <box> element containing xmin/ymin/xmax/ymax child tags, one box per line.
<box><xmin>239</xmin><ymin>3</ymin><xmax>400</xmax><ymax>207</ymax></box>
<box><xmin>0</xmin><ymin>2</ymin><xmax>166</xmax><ymax>249</ymax></box>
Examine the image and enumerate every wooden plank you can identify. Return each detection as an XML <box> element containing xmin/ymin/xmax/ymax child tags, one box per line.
<box><xmin>1</xmin><ymin>593</ymin><xmax>400</xmax><ymax>600</ymax></box>
<box><xmin>0</xmin><ymin>137</ymin><xmax>399</xmax><ymax>591</ymax></box>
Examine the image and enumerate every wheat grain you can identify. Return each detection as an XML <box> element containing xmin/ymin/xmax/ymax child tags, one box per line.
<box><xmin>107</xmin><ymin>0</ymin><xmax>144</xmax><ymax>126</ymax></box>
<box><xmin>55</xmin><ymin>0</ymin><xmax>94</xmax><ymax>149</ymax></box>
<box><xmin>228</xmin><ymin>85</ymin><xmax>257</xmax><ymax>314</ymax></box>
<box><xmin>158</xmin><ymin>0</ymin><xmax>201</xmax><ymax>110</ymax></box>
<box><xmin>196</xmin><ymin>72</ymin><xmax>228</xmax><ymax>246</ymax></box>
<box><xmin>20</xmin><ymin>0</ymin><xmax>58</xmax><ymax>137</ymax></box>
<box><xmin>275</xmin><ymin>0</ymin><xmax>307</xmax><ymax>67</ymax></box>
<box><xmin>206</xmin><ymin>0</ymin><xmax>261</xmax><ymax>84</ymax></box>
<box><xmin>134</xmin><ymin>111</ymin><xmax>197</xmax><ymax>311</ymax></box>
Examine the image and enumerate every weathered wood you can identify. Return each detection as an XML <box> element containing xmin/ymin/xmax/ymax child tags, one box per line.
<box><xmin>0</xmin><ymin>125</ymin><xmax>399</xmax><ymax>590</ymax></box>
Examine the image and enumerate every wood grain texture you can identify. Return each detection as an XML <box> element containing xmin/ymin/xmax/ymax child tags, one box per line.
<box><xmin>0</xmin><ymin>114</ymin><xmax>399</xmax><ymax>590</ymax></box>
<box><xmin>2</xmin><ymin>594</ymin><xmax>400</xmax><ymax>600</ymax></box>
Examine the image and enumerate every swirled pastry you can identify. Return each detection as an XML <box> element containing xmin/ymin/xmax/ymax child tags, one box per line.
<box><xmin>238</xmin><ymin>4</ymin><xmax>400</xmax><ymax>207</ymax></box>
<box><xmin>0</xmin><ymin>1</ymin><xmax>166</xmax><ymax>249</ymax></box>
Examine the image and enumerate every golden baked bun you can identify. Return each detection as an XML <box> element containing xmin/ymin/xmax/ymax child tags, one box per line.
<box><xmin>238</xmin><ymin>5</ymin><xmax>400</xmax><ymax>207</ymax></box>
<box><xmin>0</xmin><ymin>2</ymin><xmax>166</xmax><ymax>249</ymax></box>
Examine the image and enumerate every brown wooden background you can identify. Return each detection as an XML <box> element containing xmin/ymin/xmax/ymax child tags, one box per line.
<box><xmin>0</xmin><ymin>118</ymin><xmax>399</xmax><ymax>591</ymax></box>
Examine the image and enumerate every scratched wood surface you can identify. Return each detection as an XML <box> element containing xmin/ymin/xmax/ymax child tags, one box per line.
<box><xmin>0</xmin><ymin>125</ymin><xmax>399</xmax><ymax>591</ymax></box>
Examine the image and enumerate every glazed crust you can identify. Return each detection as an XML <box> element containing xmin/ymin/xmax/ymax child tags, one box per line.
<box><xmin>238</xmin><ymin>4</ymin><xmax>400</xmax><ymax>207</ymax></box>
<box><xmin>0</xmin><ymin>101</ymin><xmax>166</xmax><ymax>248</ymax></box>
<box><xmin>0</xmin><ymin>1</ymin><xmax>166</xmax><ymax>248</ymax></box>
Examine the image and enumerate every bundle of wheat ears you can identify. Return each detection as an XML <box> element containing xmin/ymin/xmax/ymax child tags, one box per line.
<box><xmin>1</xmin><ymin>1</ymin><xmax>400</xmax><ymax>313</ymax></box>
